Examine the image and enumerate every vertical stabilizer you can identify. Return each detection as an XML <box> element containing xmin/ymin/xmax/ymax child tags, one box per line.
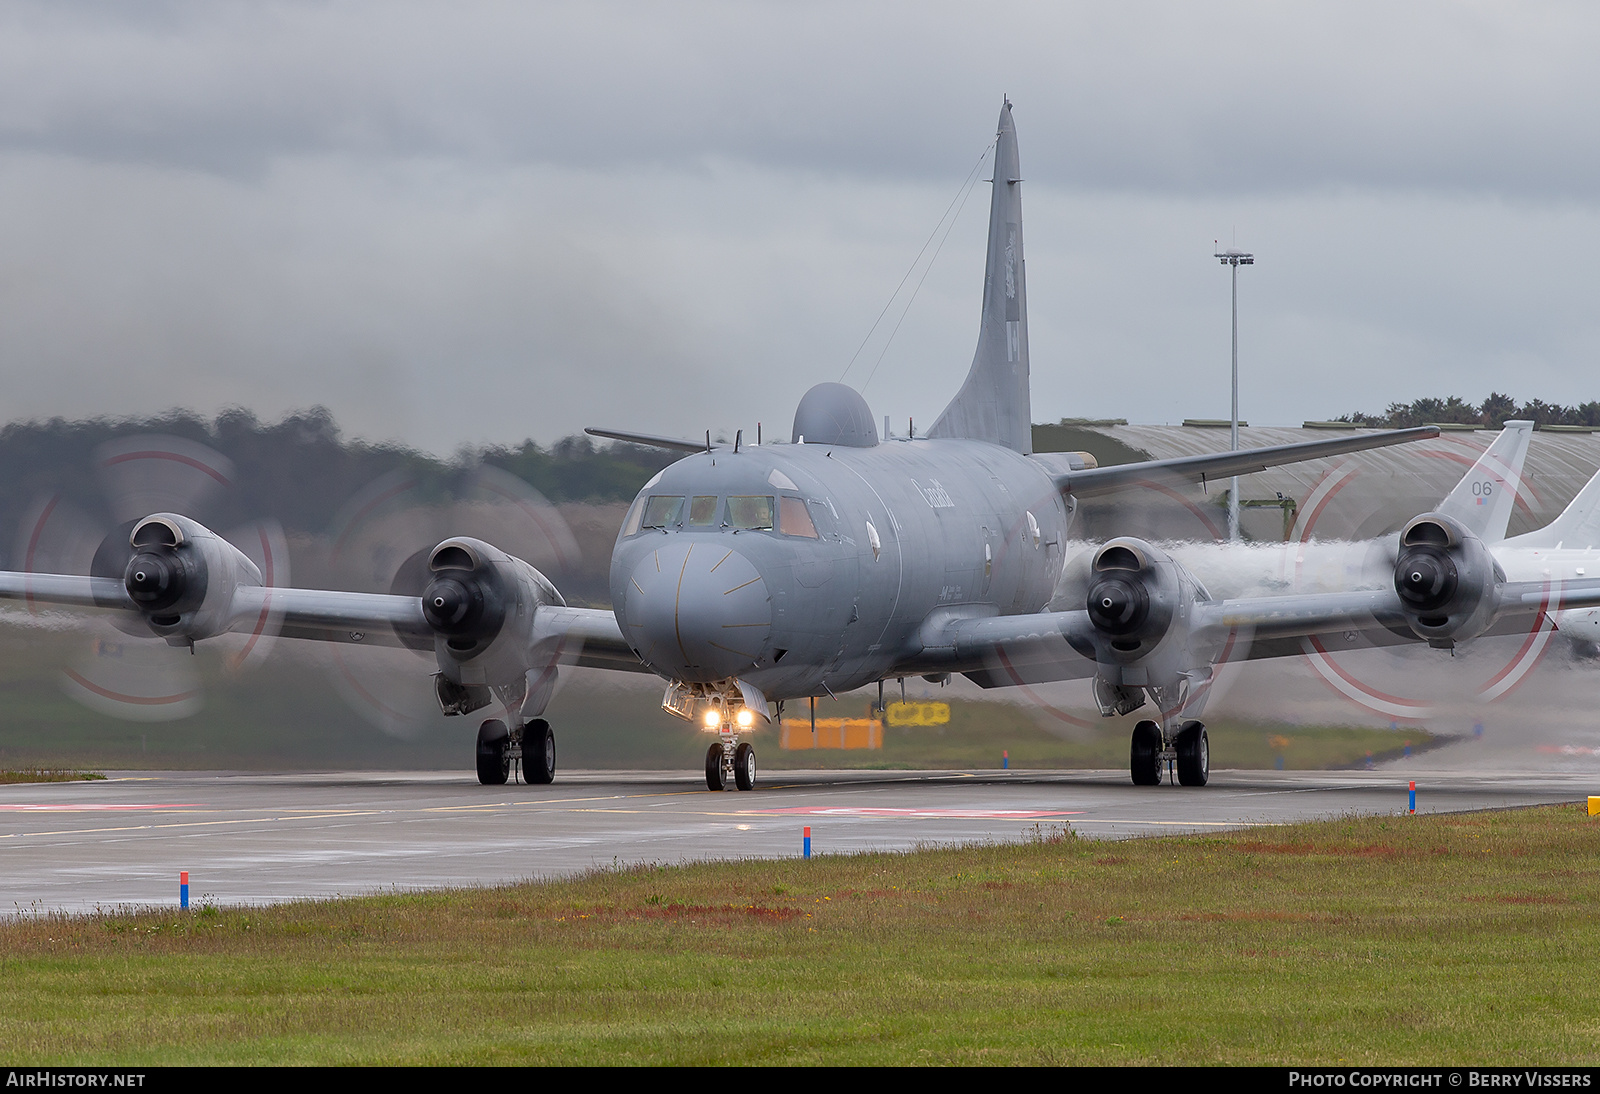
<box><xmin>1435</xmin><ymin>420</ymin><xmax>1533</xmax><ymax>542</ymax></box>
<box><xmin>928</xmin><ymin>100</ymin><xmax>1031</xmax><ymax>453</ymax></box>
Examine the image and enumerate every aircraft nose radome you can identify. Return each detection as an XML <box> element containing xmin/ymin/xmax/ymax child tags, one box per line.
<box><xmin>625</xmin><ymin>542</ymin><xmax>772</xmax><ymax>682</ymax></box>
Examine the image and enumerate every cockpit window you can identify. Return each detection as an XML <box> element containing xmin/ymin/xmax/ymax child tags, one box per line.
<box><xmin>641</xmin><ymin>495</ymin><xmax>685</xmax><ymax>529</ymax></box>
<box><xmin>688</xmin><ymin>495</ymin><xmax>719</xmax><ymax>526</ymax></box>
<box><xmin>778</xmin><ymin>496</ymin><xmax>818</xmax><ymax>538</ymax></box>
<box><xmin>727</xmin><ymin>495</ymin><xmax>775</xmax><ymax>531</ymax></box>
<box><xmin>621</xmin><ymin>495</ymin><xmax>646</xmax><ymax>537</ymax></box>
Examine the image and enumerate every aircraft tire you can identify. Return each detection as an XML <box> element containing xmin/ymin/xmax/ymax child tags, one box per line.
<box><xmin>1175</xmin><ymin>720</ymin><xmax>1209</xmax><ymax>787</ymax></box>
<box><xmin>524</xmin><ymin>719</ymin><xmax>556</xmax><ymax>785</ymax></box>
<box><xmin>705</xmin><ymin>743</ymin><xmax>727</xmax><ymax>791</ymax></box>
<box><xmin>1130</xmin><ymin>720</ymin><xmax>1163</xmax><ymax>786</ymax></box>
<box><xmin>476</xmin><ymin>719</ymin><xmax>510</xmax><ymax>786</ymax></box>
<box><xmin>733</xmin><ymin>742</ymin><xmax>756</xmax><ymax>791</ymax></box>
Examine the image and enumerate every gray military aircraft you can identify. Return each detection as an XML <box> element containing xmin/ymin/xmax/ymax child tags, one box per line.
<box><xmin>4</xmin><ymin>100</ymin><xmax>1591</xmax><ymax>789</ymax></box>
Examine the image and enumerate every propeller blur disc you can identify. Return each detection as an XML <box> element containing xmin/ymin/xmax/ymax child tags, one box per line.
<box><xmin>61</xmin><ymin>628</ymin><xmax>203</xmax><ymax>722</ymax></box>
<box><xmin>13</xmin><ymin>435</ymin><xmax>248</xmax><ymax>721</ymax></box>
<box><xmin>317</xmin><ymin>465</ymin><xmax>578</xmax><ymax>735</ymax></box>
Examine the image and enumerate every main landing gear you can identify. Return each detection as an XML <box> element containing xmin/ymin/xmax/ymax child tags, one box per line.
<box><xmin>1129</xmin><ymin>719</ymin><xmax>1208</xmax><ymax>787</ymax></box>
<box><xmin>476</xmin><ymin>717</ymin><xmax>557</xmax><ymax>786</ymax></box>
<box><xmin>706</xmin><ymin>736</ymin><xmax>757</xmax><ymax>791</ymax></box>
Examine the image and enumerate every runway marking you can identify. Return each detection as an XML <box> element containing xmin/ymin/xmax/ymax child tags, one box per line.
<box><xmin>744</xmin><ymin>807</ymin><xmax>1084</xmax><ymax>819</ymax></box>
<box><xmin>569</xmin><ymin>808</ymin><xmax>781</xmax><ymax>818</ymax></box>
<box><xmin>0</xmin><ymin>803</ymin><xmax>206</xmax><ymax>812</ymax></box>
<box><xmin>422</xmin><ymin>793</ymin><xmax>643</xmax><ymax>813</ymax></box>
<box><xmin>0</xmin><ymin>810</ymin><xmax>401</xmax><ymax>839</ymax></box>
<box><xmin>423</xmin><ymin>787</ymin><xmax>795</xmax><ymax>813</ymax></box>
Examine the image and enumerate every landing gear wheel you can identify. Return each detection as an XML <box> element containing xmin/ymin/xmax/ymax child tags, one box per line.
<box><xmin>733</xmin><ymin>742</ymin><xmax>756</xmax><ymax>791</ymax></box>
<box><xmin>1130</xmin><ymin>719</ymin><xmax>1163</xmax><ymax>786</ymax></box>
<box><xmin>1176</xmin><ymin>720</ymin><xmax>1209</xmax><ymax>787</ymax></box>
<box><xmin>476</xmin><ymin>719</ymin><xmax>510</xmax><ymax>786</ymax></box>
<box><xmin>705</xmin><ymin>743</ymin><xmax>727</xmax><ymax>791</ymax></box>
<box><xmin>523</xmin><ymin>719</ymin><xmax>555</xmax><ymax>785</ymax></box>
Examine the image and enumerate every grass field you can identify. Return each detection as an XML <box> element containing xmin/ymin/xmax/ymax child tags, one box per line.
<box><xmin>2</xmin><ymin>804</ymin><xmax>1597</xmax><ymax>1064</ymax></box>
<box><xmin>0</xmin><ymin>769</ymin><xmax>104</xmax><ymax>784</ymax></box>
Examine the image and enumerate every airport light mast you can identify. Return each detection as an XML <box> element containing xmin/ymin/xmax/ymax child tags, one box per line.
<box><xmin>1215</xmin><ymin>246</ymin><xmax>1254</xmax><ymax>540</ymax></box>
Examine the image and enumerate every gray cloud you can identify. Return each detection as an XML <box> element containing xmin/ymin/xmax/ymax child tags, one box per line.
<box><xmin>5</xmin><ymin>3</ymin><xmax>1600</xmax><ymax>196</ymax></box>
<box><xmin>0</xmin><ymin>1</ymin><xmax>1598</xmax><ymax>454</ymax></box>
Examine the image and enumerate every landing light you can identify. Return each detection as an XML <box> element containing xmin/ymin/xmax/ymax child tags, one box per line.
<box><xmin>703</xmin><ymin>709</ymin><xmax>723</xmax><ymax>730</ymax></box>
<box><xmin>735</xmin><ymin>708</ymin><xmax>756</xmax><ymax>729</ymax></box>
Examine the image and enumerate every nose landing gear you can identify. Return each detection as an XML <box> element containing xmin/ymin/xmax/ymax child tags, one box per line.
<box><xmin>705</xmin><ymin>735</ymin><xmax>758</xmax><ymax>791</ymax></box>
<box><xmin>660</xmin><ymin>680</ymin><xmax>769</xmax><ymax>792</ymax></box>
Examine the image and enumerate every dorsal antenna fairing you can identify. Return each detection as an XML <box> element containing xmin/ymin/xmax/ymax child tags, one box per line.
<box><xmin>927</xmin><ymin>100</ymin><xmax>1031</xmax><ymax>454</ymax></box>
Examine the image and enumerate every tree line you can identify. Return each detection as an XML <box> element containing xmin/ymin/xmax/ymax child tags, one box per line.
<box><xmin>0</xmin><ymin>407</ymin><xmax>676</xmax><ymax>559</ymax></box>
<box><xmin>1337</xmin><ymin>394</ymin><xmax>1600</xmax><ymax>429</ymax></box>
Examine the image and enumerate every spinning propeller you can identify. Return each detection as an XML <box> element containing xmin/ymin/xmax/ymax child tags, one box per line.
<box><xmin>315</xmin><ymin>465</ymin><xmax>579</xmax><ymax>736</ymax></box>
<box><xmin>14</xmin><ymin>435</ymin><xmax>289</xmax><ymax>721</ymax></box>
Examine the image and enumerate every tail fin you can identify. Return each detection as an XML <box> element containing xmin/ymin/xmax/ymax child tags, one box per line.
<box><xmin>928</xmin><ymin>100</ymin><xmax>1031</xmax><ymax>453</ymax></box>
<box><xmin>1434</xmin><ymin>420</ymin><xmax>1532</xmax><ymax>542</ymax></box>
<box><xmin>1507</xmin><ymin>461</ymin><xmax>1600</xmax><ymax>550</ymax></box>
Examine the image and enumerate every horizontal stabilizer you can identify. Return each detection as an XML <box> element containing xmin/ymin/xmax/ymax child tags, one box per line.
<box><xmin>584</xmin><ymin>427</ymin><xmax>712</xmax><ymax>453</ymax></box>
<box><xmin>1048</xmin><ymin>426</ymin><xmax>1440</xmax><ymax>499</ymax></box>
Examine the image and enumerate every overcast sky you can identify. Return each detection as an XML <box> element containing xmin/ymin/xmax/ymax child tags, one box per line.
<box><xmin>3</xmin><ymin>1</ymin><xmax>1599</xmax><ymax>455</ymax></box>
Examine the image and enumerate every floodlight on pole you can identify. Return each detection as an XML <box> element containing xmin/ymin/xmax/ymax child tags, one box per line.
<box><xmin>1214</xmin><ymin>246</ymin><xmax>1254</xmax><ymax>541</ymax></box>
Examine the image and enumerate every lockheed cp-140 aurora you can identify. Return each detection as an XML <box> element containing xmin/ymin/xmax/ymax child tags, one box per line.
<box><xmin>7</xmin><ymin>101</ymin><xmax>1592</xmax><ymax>789</ymax></box>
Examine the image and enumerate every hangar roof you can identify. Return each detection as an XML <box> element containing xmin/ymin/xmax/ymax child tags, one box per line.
<box><xmin>1040</xmin><ymin>423</ymin><xmax>1600</xmax><ymax>542</ymax></box>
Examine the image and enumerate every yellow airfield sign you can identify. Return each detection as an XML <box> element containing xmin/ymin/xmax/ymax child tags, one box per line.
<box><xmin>886</xmin><ymin>701</ymin><xmax>951</xmax><ymax>727</ymax></box>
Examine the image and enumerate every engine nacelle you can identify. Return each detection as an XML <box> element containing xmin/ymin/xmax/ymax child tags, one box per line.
<box><xmin>1393</xmin><ymin>513</ymin><xmax>1503</xmax><ymax>647</ymax></box>
<box><xmin>421</xmin><ymin>537</ymin><xmax>565</xmax><ymax>713</ymax></box>
<box><xmin>1059</xmin><ymin>537</ymin><xmax>1210</xmax><ymax>688</ymax></box>
<box><xmin>121</xmin><ymin>514</ymin><xmax>263</xmax><ymax>644</ymax></box>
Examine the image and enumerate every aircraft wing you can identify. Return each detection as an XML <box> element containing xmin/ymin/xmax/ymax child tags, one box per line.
<box><xmin>0</xmin><ymin>572</ymin><xmax>131</xmax><ymax>611</ymax></box>
<box><xmin>0</xmin><ymin>568</ymin><xmax>645</xmax><ymax>670</ymax></box>
<box><xmin>234</xmin><ymin>586</ymin><xmax>430</xmax><ymax>647</ymax></box>
<box><xmin>911</xmin><ymin>571</ymin><xmax>1600</xmax><ymax>690</ymax></box>
<box><xmin>1501</xmin><ymin>578</ymin><xmax>1600</xmax><ymax>614</ymax></box>
<box><xmin>901</xmin><ymin>609</ymin><xmax>1098</xmax><ymax>688</ymax></box>
<box><xmin>1050</xmin><ymin>426</ymin><xmax>1441</xmax><ymax>499</ymax></box>
<box><xmin>253</xmin><ymin>591</ymin><xmax>646</xmax><ymax>670</ymax></box>
<box><xmin>1189</xmin><ymin>588</ymin><xmax>1408</xmax><ymax>639</ymax></box>
<box><xmin>918</xmin><ymin>588</ymin><xmax>1410</xmax><ymax>686</ymax></box>
<box><xmin>532</xmin><ymin>605</ymin><xmax>653</xmax><ymax>672</ymax></box>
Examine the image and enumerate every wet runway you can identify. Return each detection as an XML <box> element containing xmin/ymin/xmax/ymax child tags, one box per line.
<box><xmin>2</xmin><ymin>765</ymin><xmax>1594</xmax><ymax>915</ymax></box>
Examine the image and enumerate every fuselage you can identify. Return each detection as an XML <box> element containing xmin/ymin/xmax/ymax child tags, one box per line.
<box><xmin>608</xmin><ymin>437</ymin><xmax>1072</xmax><ymax>702</ymax></box>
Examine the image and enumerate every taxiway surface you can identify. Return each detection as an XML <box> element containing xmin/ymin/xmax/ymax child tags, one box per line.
<box><xmin>2</xmin><ymin>766</ymin><xmax>1593</xmax><ymax>914</ymax></box>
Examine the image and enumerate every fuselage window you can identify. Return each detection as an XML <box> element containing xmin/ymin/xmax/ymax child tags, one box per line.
<box><xmin>727</xmin><ymin>495</ymin><xmax>775</xmax><ymax>531</ymax></box>
<box><xmin>689</xmin><ymin>495</ymin><xmax>719</xmax><ymax>526</ymax></box>
<box><xmin>641</xmin><ymin>495</ymin><xmax>685</xmax><ymax>529</ymax></box>
<box><xmin>778</xmin><ymin>496</ymin><xmax>819</xmax><ymax>538</ymax></box>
